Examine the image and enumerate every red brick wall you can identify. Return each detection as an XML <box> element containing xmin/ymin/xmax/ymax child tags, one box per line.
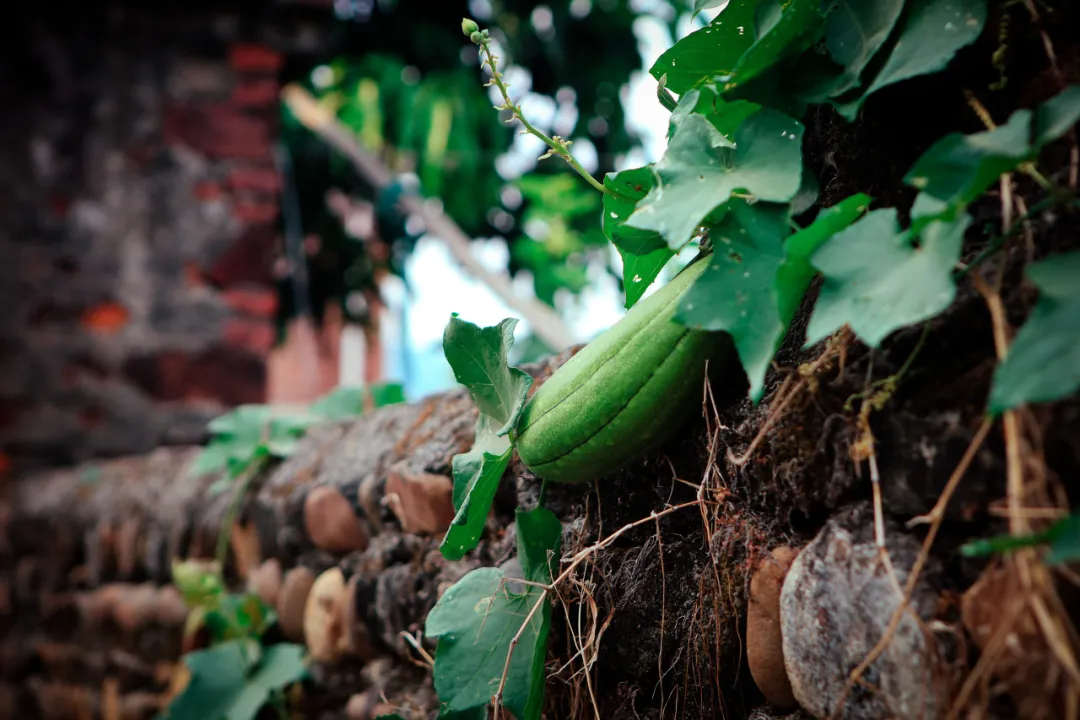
<box><xmin>0</xmin><ymin>3</ymin><xmax>333</xmax><ymax>476</ymax></box>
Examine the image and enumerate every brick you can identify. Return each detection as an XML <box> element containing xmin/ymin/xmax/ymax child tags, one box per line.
<box><xmin>222</xmin><ymin>288</ymin><xmax>278</xmax><ymax>317</ymax></box>
<box><xmin>124</xmin><ymin>348</ymin><xmax>266</xmax><ymax>405</ymax></box>
<box><xmin>191</xmin><ymin>181</ymin><xmax>223</xmax><ymax>201</ymax></box>
<box><xmin>80</xmin><ymin>302</ymin><xmax>129</xmax><ymax>334</ymax></box>
<box><xmin>207</xmin><ymin>226</ymin><xmax>277</xmax><ymax>287</ymax></box>
<box><xmin>228</xmin><ymin>44</ymin><xmax>283</xmax><ymax>73</ymax></box>
<box><xmin>233</xmin><ymin>200</ymin><xmax>278</xmax><ymax>224</ymax></box>
<box><xmin>226</xmin><ymin>167</ymin><xmax>281</xmax><ymax>195</ymax></box>
<box><xmin>163</xmin><ymin>104</ymin><xmax>272</xmax><ymax>160</ymax></box>
<box><xmin>222</xmin><ymin>317</ymin><xmax>277</xmax><ymax>354</ymax></box>
<box><xmin>232</xmin><ymin>78</ymin><xmax>279</xmax><ymax>107</ymax></box>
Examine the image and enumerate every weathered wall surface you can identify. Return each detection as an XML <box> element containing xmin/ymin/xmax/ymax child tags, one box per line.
<box><xmin>0</xmin><ymin>1</ymin><xmax>329</xmax><ymax>475</ymax></box>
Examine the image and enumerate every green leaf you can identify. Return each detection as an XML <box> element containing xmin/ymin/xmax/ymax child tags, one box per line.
<box><xmin>427</xmin><ymin>508</ymin><xmax>561</xmax><ymax>720</ymax></box>
<box><xmin>310</xmin><ymin>386</ymin><xmax>366</xmax><ymax>419</ymax></box>
<box><xmin>1033</xmin><ymin>85</ymin><xmax>1080</xmax><ymax>148</ymax></box>
<box><xmin>371</xmin><ymin>383</ymin><xmax>406</xmax><ymax>407</ymax></box>
<box><xmin>171</xmin><ymin>559</ymin><xmax>225</xmax><ymax>608</ymax></box>
<box><xmin>694</xmin><ymin>0</ymin><xmax>726</xmax><ymax>13</ymax></box>
<box><xmin>988</xmin><ymin>250</ymin><xmax>1080</xmax><ymax>414</ymax></box>
<box><xmin>777</xmin><ymin>193</ymin><xmax>872</xmax><ymax>324</ymax></box>
<box><xmin>668</xmin><ymin>85</ymin><xmax>761</xmax><ymax>141</ymax></box>
<box><xmin>833</xmin><ymin>0</ymin><xmax>987</xmax><ymax>120</ymax></box>
<box><xmin>207</xmin><ymin>405</ymin><xmax>271</xmax><ymax>438</ymax></box>
<box><xmin>190</xmin><ymin>444</ymin><xmax>230</xmax><ymax>477</ymax></box>
<box><xmin>817</xmin><ymin>0</ymin><xmax>906</xmax><ymax>98</ymax></box>
<box><xmin>805</xmin><ymin>208</ymin><xmax>971</xmax><ymax>347</ymax></box>
<box><xmin>649</xmin><ymin>0</ymin><xmax>757</xmax><ymax>94</ymax></box>
<box><xmin>443</xmin><ymin>316</ymin><xmax>533</xmax><ymax>437</ymax></box>
<box><xmin>721</xmin><ymin>0</ymin><xmax>828</xmax><ymax>90</ymax></box>
<box><xmin>1046</xmin><ymin>514</ymin><xmax>1080</xmax><ymax>566</ymax></box>
<box><xmin>441</xmin><ymin>415</ymin><xmax>513</xmax><ymax>561</ymax></box>
<box><xmin>627</xmin><ymin>109</ymin><xmax>804</xmax><ymax>249</ymax></box>
<box><xmin>619</xmin><ymin>246</ymin><xmax>676</xmax><ymax>310</ymax></box>
<box><xmin>602</xmin><ymin>167</ymin><xmax>674</xmax><ymax>308</ymax></box>
<box><xmin>162</xmin><ymin>642</ymin><xmax>307</xmax><ymax>720</ymax></box>
<box><xmin>904</xmin><ymin>109</ymin><xmax>1032</xmax><ymax>214</ymax></box>
<box><xmin>675</xmin><ymin>201</ymin><xmax>791</xmax><ymax>402</ymax></box>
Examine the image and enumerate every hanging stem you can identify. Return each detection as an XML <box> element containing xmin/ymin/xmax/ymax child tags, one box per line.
<box><xmin>463</xmin><ymin>18</ymin><xmax>609</xmax><ymax>196</ymax></box>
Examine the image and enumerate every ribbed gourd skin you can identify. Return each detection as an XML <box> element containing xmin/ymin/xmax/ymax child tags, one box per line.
<box><xmin>514</xmin><ymin>258</ymin><xmax>729</xmax><ymax>484</ymax></box>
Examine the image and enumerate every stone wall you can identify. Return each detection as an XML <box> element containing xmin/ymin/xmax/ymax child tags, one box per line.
<box><xmin>0</xmin><ymin>1</ymin><xmax>332</xmax><ymax>475</ymax></box>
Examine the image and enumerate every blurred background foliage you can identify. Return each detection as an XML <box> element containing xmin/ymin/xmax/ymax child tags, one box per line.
<box><xmin>274</xmin><ymin>0</ymin><xmax>699</xmax><ymax>343</ymax></box>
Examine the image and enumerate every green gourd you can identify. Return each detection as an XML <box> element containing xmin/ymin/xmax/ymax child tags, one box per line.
<box><xmin>514</xmin><ymin>257</ymin><xmax>731</xmax><ymax>483</ymax></box>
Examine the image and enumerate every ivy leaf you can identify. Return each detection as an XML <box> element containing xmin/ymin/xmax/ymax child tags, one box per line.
<box><xmin>443</xmin><ymin>316</ymin><xmax>533</xmax><ymax>437</ymax></box>
<box><xmin>669</xmin><ymin>85</ymin><xmax>761</xmax><ymax>140</ymax></box>
<box><xmin>676</xmin><ymin>201</ymin><xmax>791</xmax><ymax>402</ymax></box>
<box><xmin>162</xmin><ymin>642</ymin><xmax>308</xmax><ymax>720</ymax></box>
<box><xmin>441</xmin><ymin>415</ymin><xmax>513</xmax><ymax>561</ymax></box>
<box><xmin>693</xmin><ymin>0</ymin><xmax>726</xmax><ymax>13</ymax></box>
<box><xmin>603</xmin><ymin>167</ymin><xmax>674</xmax><ymax>308</ymax></box>
<box><xmin>649</xmin><ymin>0</ymin><xmax>757</xmax><ymax>94</ymax></box>
<box><xmin>627</xmin><ymin>109</ymin><xmax>804</xmax><ymax>250</ymax></box>
<box><xmin>833</xmin><ymin>0</ymin><xmax>987</xmax><ymax>120</ymax></box>
<box><xmin>988</xmin><ymin>250</ymin><xmax>1080</xmax><ymax>414</ymax></box>
<box><xmin>190</xmin><ymin>444</ymin><xmax>230</xmax><ymax>477</ymax></box>
<box><xmin>904</xmin><ymin>109</ymin><xmax>1031</xmax><ymax>215</ymax></box>
<box><xmin>427</xmin><ymin>508</ymin><xmax>561</xmax><ymax>720</ymax></box>
<box><xmin>805</xmin><ymin>208</ymin><xmax>971</xmax><ymax>347</ymax></box>
<box><xmin>777</xmin><ymin>193</ymin><xmax>872</xmax><ymax>323</ymax></box>
<box><xmin>721</xmin><ymin>0</ymin><xmax>828</xmax><ymax>90</ymax></box>
<box><xmin>1033</xmin><ymin>85</ymin><xmax>1080</xmax><ymax>148</ymax></box>
<box><xmin>815</xmin><ymin>0</ymin><xmax>906</xmax><ymax>98</ymax></box>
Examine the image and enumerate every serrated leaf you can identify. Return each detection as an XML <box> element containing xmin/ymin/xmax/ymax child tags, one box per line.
<box><xmin>603</xmin><ymin>167</ymin><xmax>675</xmax><ymax>308</ymax></box>
<box><xmin>833</xmin><ymin>0</ymin><xmax>987</xmax><ymax>120</ymax></box>
<box><xmin>627</xmin><ymin>109</ymin><xmax>804</xmax><ymax>249</ymax></box>
<box><xmin>676</xmin><ymin>201</ymin><xmax>790</xmax><ymax>402</ymax></box>
<box><xmin>649</xmin><ymin>0</ymin><xmax>757</xmax><ymax>94</ymax></box>
<box><xmin>806</xmin><ymin>208</ymin><xmax>971</xmax><ymax>347</ymax></box>
<box><xmin>427</xmin><ymin>508</ymin><xmax>560</xmax><ymax>720</ymax></box>
<box><xmin>721</xmin><ymin>0</ymin><xmax>828</xmax><ymax>90</ymax></box>
<box><xmin>988</xmin><ymin>250</ymin><xmax>1080</xmax><ymax>414</ymax></box>
<box><xmin>442</xmin><ymin>316</ymin><xmax>533</xmax><ymax>437</ymax></box>
<box><xmin>441</xmin><ymin>415</ymin><xmax>513</xmax><ymax>561</ymax></box>
<box><xmin>162</xmin><ymin>642</ymin><xmax>307</xmax><ymax>720</ymax></box>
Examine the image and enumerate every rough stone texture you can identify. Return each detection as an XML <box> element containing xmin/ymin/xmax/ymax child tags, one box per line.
<box><xmin>780</xmin><ymin>502</ymin><xmax>949</xmax><ymax>720</ymax></box>
<box><xmin>0</xmin><ymin>1</ymin><xmax>329</xmax><ymax>476</ymax></box>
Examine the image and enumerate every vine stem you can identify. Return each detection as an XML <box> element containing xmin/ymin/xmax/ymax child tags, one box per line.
<box><xmin>467</xmin><ymin>22</ymin><xmax>609</xmax><ymax>196</ymax></box>
<box><xmin>215</xmin><ymin>456</ymin><xmax>266</xmax><ymax>571</ymax></box>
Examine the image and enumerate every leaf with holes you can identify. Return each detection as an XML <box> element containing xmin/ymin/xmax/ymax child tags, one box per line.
<box><xmin>427</xmin><ymin>507</ymin><xmax>561</xmax><ymax>720</ymax></box>
<box><xmin>805</xmin><ymin>207</ymin><xmax>971</xmax><ymax>347</ymax></box>
<box><xmin>440</xmin><ymin>414</ymin><xmax>513</xmax><ymax>561</ymax></box>
<box><xmin>675</xmin><ymin>201</ymin><xmax>791</xmax><ymax>402</ymax></box>
<box><xmin>650</xmin><ymin>0</ymin><xmax>757</xmax><ymax>94</ymax></box>
<box><xmin>626</xmin><ymin>109</ymin><xmax>803</xmax><ymax>250</ymax></box>
<box><xmin>443</xmin><ymin>316</ymin><xmax>533</xmax><ymax>437</ymax></box>
<box><xmin>603</xmin><ymin>167</ymin><xmax>674</xmax><ymax>307</ymax></box>
<box><xmin>989</xmin><ymin>250</ymin><xmax>1080</xmax><ymax>414</ymax></box>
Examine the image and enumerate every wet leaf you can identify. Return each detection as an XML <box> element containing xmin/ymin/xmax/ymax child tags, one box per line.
<box><xmin>650</xmin><ymin>0</ymin><xmax>757</xmax><ymax>94</ymax></box>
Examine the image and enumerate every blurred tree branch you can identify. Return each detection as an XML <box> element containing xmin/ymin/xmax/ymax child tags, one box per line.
<box><xmin>281</xmin><ymin>84</ymin><xmax>576</xmax><ymax>352</ymax></box>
